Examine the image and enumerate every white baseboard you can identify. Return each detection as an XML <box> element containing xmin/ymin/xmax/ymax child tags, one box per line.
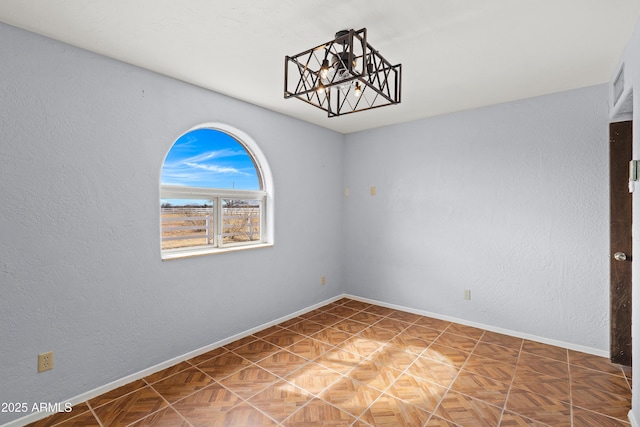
<box><xmin>1</xmin><ymin>295</ymin><xmax>344</xmax><ymax>427</ymax></box>
<box><xmin>343</xmin><ymin>294</ymin><xmax>609</xmax><ymax>357</ymax></box>
<box><xmin>2</xmin><ymin>292</ymin><xmax>615</xmax><ymax>426</ymax></box>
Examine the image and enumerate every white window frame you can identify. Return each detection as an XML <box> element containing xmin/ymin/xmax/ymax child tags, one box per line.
<box><xmin>160</xmin><ymin>123</ymin><xmax>274</xmax><ymax>260</ymax></box>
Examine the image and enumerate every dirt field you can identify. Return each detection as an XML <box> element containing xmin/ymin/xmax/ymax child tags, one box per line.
<box><xmin>161</xmin><ymin>213</ymin><xmax>211</xmax><ymax>250</ymax></box>
<box><xmin>161</xmin><ymin>209</ymin><xmax>260</xmax><ymax>250</ymax></box>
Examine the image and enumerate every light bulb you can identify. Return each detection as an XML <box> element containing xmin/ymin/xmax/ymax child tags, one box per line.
<box><xmin>354</xmin><ymin>83</ymin><xmax>362</xmax><ymax>98</ymax></box>
<box><xmin>319</xmin><ymin>59</ymin><xmax>329</xmax><ymax>81</ymax></box>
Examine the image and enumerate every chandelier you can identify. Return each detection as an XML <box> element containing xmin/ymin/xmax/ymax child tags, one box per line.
<box><xmin>284</xmin><ymin>28</ymin><xmax>402</xmax><ymax>117</ymax></box>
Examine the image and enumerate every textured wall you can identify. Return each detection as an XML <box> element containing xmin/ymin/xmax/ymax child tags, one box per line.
<box><xmin>343</xmin><ymin>85</ymin><xmax>609</xmax><ymax>351</ymax></box>
<box><xmin>0</xmin><ymin>23</ymin><xmax>344</xmax><ymax>425</ymax></box>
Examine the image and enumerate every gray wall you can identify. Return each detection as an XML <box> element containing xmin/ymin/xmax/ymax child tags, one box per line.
<box><xmin>343</xmin><ymin>85</ymin><xmax>610</xmax><ymax>351</ymax></box>
<box><xmin>0</xmin><ymin>23</ymin><xmax>344</xmax><ymax>424</ymax></box>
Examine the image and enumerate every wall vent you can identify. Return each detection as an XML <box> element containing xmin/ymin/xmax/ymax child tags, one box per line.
<box><xmin>613</xmin><ymin>64</ymin><xmax>625</xmax><ymax>107</ymax></box>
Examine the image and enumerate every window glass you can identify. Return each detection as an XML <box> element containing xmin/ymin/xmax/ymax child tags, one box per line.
<box><xmin>222</xmin><ymin>199</ymin><xmax>262</xmax><ymax>245</ymax></box>
<box><xmin>162</xmin><ymin>128</ymin><xmax>260</xmax><ymax>190</ymax></box>
<box><xmin>160</xmin><ymin>126</ymin><xmax>271</xmax><ymax>259</ymax></box>
<box><xmin>161</xmin><ymin>199</ymin><xmax>214</xmax><ymax>250</ymax></box>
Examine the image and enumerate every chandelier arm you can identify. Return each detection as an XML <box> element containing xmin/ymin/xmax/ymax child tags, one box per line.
<box><xmin>362</xmin><ymin>67</ymin><xmax>401</xmax><ymax>104</ymax></box>
<box><xmin>329</xmin><ymin>101</ymin><xmax>395</xmax><ymax>117</ymax></box>
<box><xmin>337</xmin><ymin>89</ymin><xmax>349</xmax><ymax>115</ymax></box>
<box><xmin>295</xmin><ymin>52</ymin><xmax>317</xmax><ymax>95</ymax></box>
<box><xmin>285</xmin><ymin>56</ymin><xmax>308</xmax><ymax>98</ymax></box>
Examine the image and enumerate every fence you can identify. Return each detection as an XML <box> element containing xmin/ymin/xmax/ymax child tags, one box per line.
<box><xmin>161</xmin><ymin>207</ymin><xmax>260</xmax><ymax>249</ymax></box>
<box><xmin>161</xmin><ymin>207</ymin><xmax>212</xmax><ymax>214</ymax></box>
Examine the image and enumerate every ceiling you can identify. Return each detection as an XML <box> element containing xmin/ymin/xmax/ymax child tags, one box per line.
<box><xmin>1</xmin><ymin>1</ymin><xmax>639</xmax><ymax>134</ymax></box>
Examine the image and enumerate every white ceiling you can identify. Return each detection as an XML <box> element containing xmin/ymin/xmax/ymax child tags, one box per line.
<box><xmin>1</xmin><ymin>1</ymin><xmax>639</xmax><ymax>134</ymax></box>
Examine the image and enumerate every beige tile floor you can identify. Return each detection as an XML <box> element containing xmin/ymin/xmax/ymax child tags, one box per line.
<box><xmin>28</xmin><ymin>298</ymin><xmax>632</xmax><ymax>426</ymax></box>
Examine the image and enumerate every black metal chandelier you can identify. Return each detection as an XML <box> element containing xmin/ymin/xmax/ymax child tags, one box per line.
<box><xmin>284</xmin><ymin>28</ymin><xmax>402</xmax><ymax>117</ymax></box>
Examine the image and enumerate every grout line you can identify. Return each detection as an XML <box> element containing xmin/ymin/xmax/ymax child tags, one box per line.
<box><xmin>197</xmin><ymin>372</ymin><xmax>283</xmax><ymax>426</ymax></box>
<box><xmin>426</xmin><ymin>330</ymin><xmax>486</xmax><ymax>425</ymax></box>
<box><xmin>496</xmin><ymin>336</ymin><xmax>524</xmax><ymax>426</ymax></box>
<box><xmin>168</xmin><ymin>406</ymin><xmax>194</xmax><ymax>427</ymax></box>
<box><xmin>84</xmin><ymin>402</ymin><xmax>104</xmax><ymax>427</ymax></box>
<box><xmin>304</xmin><ymin>305</ymin><xmax>427</xmax><ymax>424</ymax></box>
<box><xmin>84</xmin><ymin>381</ymin><xmax>148</xmax><ymax>411</ymax></box>
<box><xmin>46</xmin><ymin>404</ymin><xmax>95</xmax><ymax>427</ymax></box>
<box><xmin>139</xmin><ymin>386</ymin><xmax>194</xmax><ymax>427</ymax></box>
<box><xmin>566</xmin><ymin>348</ymin><xmax>573</xmax><ymax>426</ymax></box>
<box><xmin>219</xmin><ymin>388</ymin><xmax>272</xmax><ymax>426</ymax></box>
<box><xmin>573</xmin><ymin>405</ymin><xmax>634</xmax><ymax>425</ymax></box>
<box><xmin>242</xmin><ymin>306</ymin><xmax>373</xmax><ymax>424</ymax></box>
<box><xmin>141</xmin><ymin>384</ymin><xmax>188</xmax><ymax>425</ymax></box>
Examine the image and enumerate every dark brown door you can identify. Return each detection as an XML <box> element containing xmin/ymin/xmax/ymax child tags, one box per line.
<box><xmin>610</xmin><ymin>120</ymin><xmax>633</xmax><ymax>366</ymax></box>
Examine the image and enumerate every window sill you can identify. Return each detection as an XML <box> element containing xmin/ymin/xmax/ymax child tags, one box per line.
<box><xmin>162</xmin><ymin>243</ymin><xmax>273</xmax><ymax>261</ymax></box>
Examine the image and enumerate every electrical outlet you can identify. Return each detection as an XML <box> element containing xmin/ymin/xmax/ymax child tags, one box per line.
<box><xmin>38</xmin><ymin>351</ymin><xmax>53</xmax><ymax>372</ymax></box>
<box><xmin>321</xmin><ymin>276</ymin><xmax>326</xmax><ymax>286</ymax></box>
<box><xmin>464</xmin><ymin>289</ymin><xmax>471</xmax><ymax>300</ymax></box>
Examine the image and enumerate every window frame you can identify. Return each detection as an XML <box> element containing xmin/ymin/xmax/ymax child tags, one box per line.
<box><xmin>160</xmin><ymin>124</ymin><xmax>274</xmax><ymax>260</ymax></box>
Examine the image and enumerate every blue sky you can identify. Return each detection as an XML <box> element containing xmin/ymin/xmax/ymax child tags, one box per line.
<box><xmin>161</xmin><ymin>129</ymin><xmax>260</xmax><ymax>190</ymax></box>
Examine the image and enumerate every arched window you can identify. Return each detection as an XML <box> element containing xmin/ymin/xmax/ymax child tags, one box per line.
<box><xmin>160</xmin><ymin>124</ymin><xmax>273</xmax><ymax>259</ymax></box>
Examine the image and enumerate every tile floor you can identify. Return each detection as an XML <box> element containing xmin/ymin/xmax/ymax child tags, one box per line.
<box><xmin>28</xmin><ymin>298</ymin><xmax>632</xmax><ymax>426</ymax></box>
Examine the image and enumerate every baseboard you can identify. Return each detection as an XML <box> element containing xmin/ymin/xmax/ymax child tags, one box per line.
<box><xmin>1</xmin><ymin>295</ymin><xmax>345</xmax><ymax>427</ymax></box>
<box><xmin>630</xmin><ymin>409</ymin><xmax>638</xmax><ymax>427</ymax></box>
<box><xmin>343</xmin><ymin>294</ymin><xmax>609</xmax><ymax>357</ymax></box>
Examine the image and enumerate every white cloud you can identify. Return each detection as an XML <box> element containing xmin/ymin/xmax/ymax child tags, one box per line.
<box><xmin>185</xmin><ymin>162</ymin><xmax>249</xmax><ymax>175</ymax></box>
<box><xmin>182</xmin><ymin>148</ymin><xmax>244</xmax><ymax>164</ymax></box>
